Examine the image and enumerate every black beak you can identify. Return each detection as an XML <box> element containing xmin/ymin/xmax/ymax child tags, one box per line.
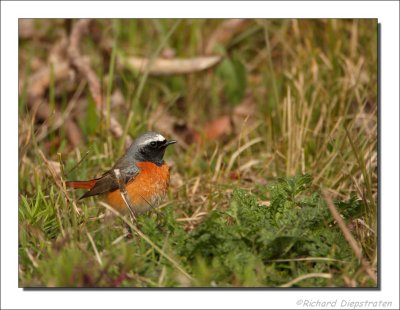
<box><xmin>165</xmin><ymin>140</ymin><xmax>177</xmax><ymax>146</ymax></box>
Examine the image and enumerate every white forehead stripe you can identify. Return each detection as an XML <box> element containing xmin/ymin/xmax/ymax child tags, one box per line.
<box><xmin>139</xmin><ymin>134</ymin><xmax>166</xmax><ymax>146</ymax></box>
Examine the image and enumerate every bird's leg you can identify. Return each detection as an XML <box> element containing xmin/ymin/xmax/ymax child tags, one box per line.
<box><xmin>123</xmin><ymin>222</ymin><xmax>134</xmax><ymax>240</ymax></box>
<box><xmin>113</xmin><ymin>169</ymin><xmax>137</xmax><ymax>223</ymax></box>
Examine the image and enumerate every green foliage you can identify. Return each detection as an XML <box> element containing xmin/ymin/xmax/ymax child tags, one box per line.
<box><xmin>82</xmin><ymin>95</ymin><xmax>99</xmax><ymax>136</ymax></box>
<box><xmin>18</xmin><ymin>174</ymin><xmax>365</xmax><ymax>287</ymax></box>
<box><xmin>217</xmin><ymin>57</ymin><xmax>247</xmax><ymax>105</ymax></box>
<box><xmin>335</xmin><ymin>193</ymin><xmax>364</xmax><ymax>219</ymax></box>
<box><xmin>19</xmin><ymin>188</ymin><xmax>60</xmax><ymax>240</ymax></box>
<box><xmin>180</xmin><ymin>175</ymin><xmax>357</xmax><ymax>286</ymax></box>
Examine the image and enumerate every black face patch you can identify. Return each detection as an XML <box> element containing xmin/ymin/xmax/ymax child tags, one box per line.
<box><xmin>149</xmin><ymin>140</ymin><xmax>167</xmax><ymax>149</ymax></box>
<box><xmin>140</xmin><ymin>139</ymin><xmax>167</xmax><ymax>155</ymax></box>
<box><xmin>158</xmin><ymin>140</ymin><xmax>167</xmax><ymax>147</ymax></box>
<box><xmin>137</xmin><ymin>140</ymin><xmax>168</xmax><ymax>166</ymax></box>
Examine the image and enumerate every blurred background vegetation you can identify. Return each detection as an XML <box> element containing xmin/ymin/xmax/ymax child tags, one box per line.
<box><xmin>18</xmin><ymin>19</ymin><xmax>377</xmax><ymax>287</ymax></box>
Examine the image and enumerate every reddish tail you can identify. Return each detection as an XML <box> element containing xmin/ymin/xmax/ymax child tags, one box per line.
<box><xmin>66</xmin><ymin>179</ymin><xmax>97</xmax><ymax>190</ymax></box>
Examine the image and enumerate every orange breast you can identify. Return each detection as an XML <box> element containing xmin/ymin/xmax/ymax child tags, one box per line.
<box><xmin>106</xmin><ymin>162</ymin><xmax>170</xmax><ymax>214</ymax></box>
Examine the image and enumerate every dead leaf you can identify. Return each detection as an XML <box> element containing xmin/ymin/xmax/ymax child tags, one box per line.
<box><xmin>148</xmin><ymin>105</ymin><xmax>196</xmax><ymax>148</ymax></box>
<box><xmin>121</xmin><ymin>56</ymin><xmax>221</xmax><ymax>75</ymax></box>
<box><xmin>229</xmin><ymin>170</ymin><xmax>240</xmax><ymax>180</ymax></box>
<box><xmin>258</xmin><ymin>200</ymin><xmax>271</xmax><ymax>207</ymax></box>
<box><xmin>194</xmin><ymin>115</ymin><xmax>233</xmax><ymax>145</ymax></box>
<box><xmin>43</xmin><ymin>136</ymin><xmax>61</xmax><ymax>153</ymax></box>
<box><xmin>68</xmin><ymin>19</ymin><xmax>130</xmax><ymax>145</ymax></box>
<box><xmin>30</xmin><ymin>58</ymin><xmax>46</xmax><ymax>71</ymax></box>
<box><xmin>49</xmin><ymin>36</ymin><xmax>69</xmax><ymax>64</ymax></box>
<box><xmin>19</xmin><ymin>19</ymin><xmax>65</xmax><ymax>40</ymax></box>
<box><xmin>19</xmin><ymin>19</ymin><xmax>51</xmax><ymax>40</ymax></box>
<box><xmin>161</xmin><ymin>47</ymin><xmax>176</xmax><ymax>59</ymax></box>
<box><xmin>65</xmin><ymin>119</ymin><xmax>82</xmax><ymax>148</ymax></box>
<box><xmin>205</xmin><ymin>19</ymin><xmax>249</xmax><ymax>54</ymax></box>
<box><xmin>111</xmin><ymin>89</ymin><xmax>125</xmax><ymax>109</ymax></box>
<box><xmin>27</xmin><ymin>62</ymin><xmax>71</xmax><ymax>99</ymax></box>
<box><xmin>19</xmin><ymin>19</ymin><xmax>37</xmax><ymax>39</ymax></box>
<box><xmin>203</xmin><ymin>115</ymin><xmax>233</xmax><ymax>140</ymax></box>
<box><xmin>47</xmin><ymin>160</ymin><xmax>61</xmax><ymax>176</ymax></box>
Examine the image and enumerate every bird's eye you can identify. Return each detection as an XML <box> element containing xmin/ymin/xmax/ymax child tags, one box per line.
<box><xmin>150</xmin><ymin>141</ymin><xmax>157</xmax><ymax>147</ymax></box>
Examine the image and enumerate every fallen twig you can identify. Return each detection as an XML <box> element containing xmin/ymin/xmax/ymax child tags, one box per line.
<box><xmin>121</xmin><ymin>56</ymin><xmax>221</xmax><ymax>76</ymax></box>
<box><xmin>24</xmin><ymin>36</ymin><xmax>83</xmax><ymax>148</ymax></box>
<box><xmin>68</xmin><ymin>19</ymin><xmax>131</xmax><ymax>146</ymax></box>
<box><xmin>86</xmin><ymin>230</ymin><xmax>103</xmax><ymax>266</ymax></box>
<box><xmin>36</xmin><ymin>80</ymin><xmax>86</xmax><ymax>144</ymax></box>
<box><xmin>322</xmin><ymin>190</ymin><xmax>377</xmax><ymax>284</ymax></box>
<box><xmin>280</xmin><ymin>273</ymin><xmax>333</xmax><ymax>288</ymax></box>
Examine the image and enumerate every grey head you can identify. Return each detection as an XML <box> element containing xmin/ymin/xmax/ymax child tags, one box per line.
<box><xmin>113</xmin><ymin>131</ymin><xmax>176</xmax><ymax>169</ymax></box>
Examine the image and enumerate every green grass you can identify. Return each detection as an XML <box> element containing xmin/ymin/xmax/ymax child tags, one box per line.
<box><xmin>18</xmin><ymin>19</ymin><xmax>377</xmax><ymax>287</ymax></box>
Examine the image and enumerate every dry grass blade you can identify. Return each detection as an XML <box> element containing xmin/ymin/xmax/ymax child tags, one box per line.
<box><xmin>280</xmin><ymin>273</ymin><xmax>333</xmax><ymax>288</ymax></box>
<box><xmin>122</xmin><ymin>56</ymin><xmax>221</xmax><ymax>76</ymax></box>
<box><xmin>226</xmin><ymin>137</ymin><xmax>263</xmax><ymax>174</ymax></box>
<box><xmin>265</xmin><ymin>257</ymin><xmax>346</xmax><ymax>263</ymax></box>
<box><xmin>24</xmin><ymin>248</ymin><xmax>39</xmax><ymax>269</ymax></box>
<box><xmin>37</xmin><ymin>149</ymin><xmax>81</xmax><ymax>216</ymax></box>
<box><xmin>344</xmin><ymin>126</ymin><xmax>375</xmax><ymax>209</ymax></box>
<box><xmin>86</xmin><ymin>231</ymin><xmax>103</xmax><ymax>266</ymax></box>
<box><xmin>238</xmin><ymin>159</ymin><xmax>260</xmax><ymax>172</ymax></box>
<box><xmin>113</xmin><ymin>169</ymin><xmax>137</xmax><ymax>222</ymax></box>
<box><xmin>322</xmin><ymin>190</ymin><xmax>377</xmax><ymax>284</ymax></box>
<box><xmin>54</xmin><ymin>201</ymin><xmax>66</xmax><ymax>237</ymax></box>
<box><xmin>38</xmin><ymin>149</ymin><xmax>63</xmax><ymax>186</ymax></box>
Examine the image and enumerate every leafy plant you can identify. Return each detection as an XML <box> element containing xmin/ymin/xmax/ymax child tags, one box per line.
<box><xmin>181</xmin><ymin>175</ymin><xmax>358</xmax><ymax>286</ymax></box>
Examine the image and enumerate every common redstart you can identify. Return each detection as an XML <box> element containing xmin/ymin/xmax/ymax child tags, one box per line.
<box><xmin>66</xmin><ymin>132</ymin><xmax>176</xmax><ymax>215</ymax></box>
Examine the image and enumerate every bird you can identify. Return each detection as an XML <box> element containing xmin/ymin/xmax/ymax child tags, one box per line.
<box><xmin>66</xmin><ymin>131</ymin><xmax>176</xmax><ymax>216</ymax></box>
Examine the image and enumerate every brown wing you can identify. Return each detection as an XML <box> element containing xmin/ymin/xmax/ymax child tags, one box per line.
<box><xmin>79</xmin><ymin>165</ymin><xmax>140</xmax><ymax>199</ymax></box>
